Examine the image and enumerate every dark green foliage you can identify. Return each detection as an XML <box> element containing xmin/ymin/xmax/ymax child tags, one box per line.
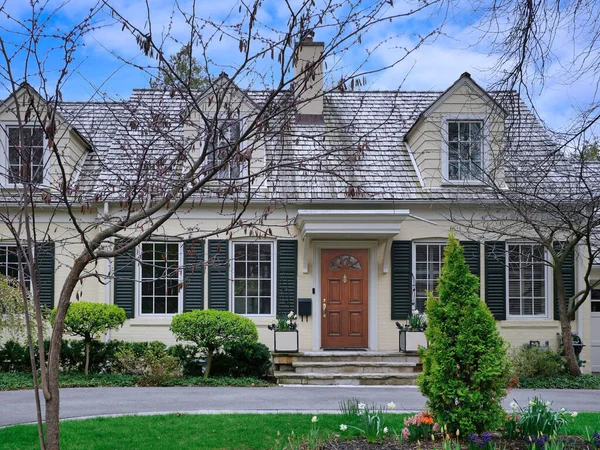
<box><xmin>211</xmin><ymin>342</ymin><xmax>272</xmax><ymax>378</ymax></box>
<box><xmin>417</xmin><ymin>233</ymin><xmax>510</xmax><ymax>434</ymax></box>
<box><xmin>149</xmin><ymin>44</ymin><xmax>207</xmax><ymax>90</ymax></box>
<box><xmin>0</xmin><ymin>338</ymin><xmax>270</xmax><ymax>383</ymax></box>
<box><xmin>168</xmin><ymin>344</ymin><xmax>204</xmax><ymax>376</ymax></box>
<box><xmin>0</xmin><ymin>372</ymin><xmax>269</xmax><ymax>390</ymax></box>
<box><xmin>518</xmin><ymin>374</ymin><xmax>600</xmax><ymax>389</ymax></box>
<box><xmin>510</xmin><ymin>345</ymin><xmax>567</xmax><ymax>379</ymax></box>
<box><xmin>0</xmin><ymin>340</ymin><xmax>32</xmax><ymax>372</ymax></box>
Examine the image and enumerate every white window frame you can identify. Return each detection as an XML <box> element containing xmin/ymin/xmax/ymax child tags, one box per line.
<box><xmin>412</xmin><ymin>240</ymin><xmax>446</xmax><ymax>311</ymax></box>
<box><xmin>0</xmin><ymin>242</ymin><xmax>32</xmax><ymax>289</ymax></box>
<box><xmin>0</xmin><ymin>122</ymin><xmax>50</xmax><ymax>186</ymax></box>
<box><xmin>441</xmin><ymin>114</ymin><xmax>487</xmax><ymax>185</ymax></box>
<box><xmin>204</xmin><ymin>113</ymin><xmax>247</xmax><ymax>180</ymax></box>
<box><xmin>505</xmin><ymin>242</ymin><xmax>550</xmax><ymax>319</ymax></box>
<box><xmin>135</xmin><ymin>241</ymin><xmax>184</xmax><ymax>317</ymax></box>
<box><xmin>229</xmin><ymin>239</ymin><xmax>276</xmax><ymax>317</ymax></box>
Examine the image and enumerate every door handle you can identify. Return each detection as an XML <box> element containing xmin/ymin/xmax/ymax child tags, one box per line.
<box><xmin>322</xmin><ymin>299</ymin><xmax>327</xmax><ymax>317</ymax></box>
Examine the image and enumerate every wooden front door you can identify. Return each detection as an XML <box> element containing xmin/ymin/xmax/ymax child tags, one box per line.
<box><xmin>321</xmin><ymin>249</ymin><xmax>369</xmax><ymax>349</ymax></box>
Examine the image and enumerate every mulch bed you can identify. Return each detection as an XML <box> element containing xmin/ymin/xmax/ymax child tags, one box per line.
<box><xmin>321</xmin><ymin>436</ymin><xmax>594</xmax><ymax>449</ymax></box>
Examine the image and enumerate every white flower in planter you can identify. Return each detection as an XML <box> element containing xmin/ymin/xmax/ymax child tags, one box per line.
<box><xmin>340</xmin><ymin>424</ymin><xmax>348</xmax><ymax>431</ymax></box>
<box><xmin>312</xmin><ymin>415</ymin><xmax>318</xmax><ymax>423</ymax></box>
<box><xmin>387</xmin><ymin>402</ymin><xmax>396</xmax><ymax>410</ymax></box>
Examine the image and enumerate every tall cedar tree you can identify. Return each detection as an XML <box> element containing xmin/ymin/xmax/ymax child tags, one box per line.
<box><xmin>417</xmin><ymin>233</ymin><xmax>509</xmax><ymax>434</ymax></box>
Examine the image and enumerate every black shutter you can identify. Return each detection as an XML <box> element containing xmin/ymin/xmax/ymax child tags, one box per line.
<box><xmin>207</xmin><ymin>240</ymin><xmax>228</xmax><ymax>310</ymax></box>
<box><xmin>113</xmin><ymin>241</ymin><xmax>136</xmax><ymax>319</ymax></box>
<box><xmin>391</xmin><ymin>241</ymin><xmax>412</xmax><ymax>320</ymax></box>
<box><xmin>184</xmin><ymin>240</ymin><xmax>205</xmax><ymax>311</ymax></box>
<box><xmin>277</xmin><ymin>240</ymin><xmax>297</xmax><ymax>317</ymax></box>
<box><xmin>485</xmin><ymin>241</ymin><xmax>506</xmax><ymax>320</ymax></box>
<box><xmin>554</xmin><ymin>243</ymin><xmax>575</xmax><ymax>321</ymax></box>
<box><xmin>37</xmin><ymin>242</ymin><xmax>55</xmax><ymax>309</ymax></box>
<box><xmin>461</xmin><ymin>241</ymin><xmax>481</xmax><ymax>277</ymax></box>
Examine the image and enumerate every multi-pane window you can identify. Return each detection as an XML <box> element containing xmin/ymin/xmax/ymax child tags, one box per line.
<box><xmin>233</xmin><ymin>242</ymin><xmax>273</xmax><ymax>315</ymax></box>
<box><xmin>139</xmin><ymin>242</ymin><xmax>181</xmax><ymax>315</ymax></box>
<box><xmin>591</xmin><ymin>289</ymin><xmax>600</xmax><ymax>313</ymax></box>
<box><xmin>447</xmin><ymin>121</ymin><xmax>483</xmax><ymax>181</ymax></box>
<box><xmin>207</xmin><ymin>119</ymin><xmax>242</xmax><ymax>179</ymax></box>
<box><xmin>7</xmin><ymin>127</ymin><xmax>44</xmax><ymax>184</ymax></box>
<box><xmin>507</xmin><ymin>243</ymin><xmax>547</xmax><ymax>316</ymax></box>
<box><xmin>0</xmin><ymin>244</ymin><xmax>29</xmax><ymax>282</ymax></box>
<box><xmin>414</xmin><ymin>243</ymin><xmax>445</xmax><ymax>312</ymax></box>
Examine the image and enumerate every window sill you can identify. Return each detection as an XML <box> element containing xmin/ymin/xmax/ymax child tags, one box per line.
<box><xmin>440</xmin><ymin>179</ymin><xmax>486</xmax><ymax>187</ymax></box>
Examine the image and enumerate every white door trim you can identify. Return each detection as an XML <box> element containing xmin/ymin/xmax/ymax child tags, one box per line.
<box><xmin>312</xmin><ymin>240</ymin><xmax>379</xmax><ymax>351</ymax></box>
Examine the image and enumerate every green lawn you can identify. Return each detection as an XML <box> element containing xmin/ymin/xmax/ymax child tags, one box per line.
<box><xmin>0</xmin><ymin>413</ymin><xmax>599</xmax><ymax>450</ymax></box>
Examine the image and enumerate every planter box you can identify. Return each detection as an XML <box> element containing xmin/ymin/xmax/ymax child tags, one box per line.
<box><xmin>274</xmin><ymin>330</ymin><xmax>299</xmax><ymax>353</ymax></box>
<box><xmin>399</xmin><ymin>330</ymin><xmax>427</xmax><ymax>352</ymax></box>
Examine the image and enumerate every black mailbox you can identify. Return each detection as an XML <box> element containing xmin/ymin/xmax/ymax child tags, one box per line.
<box><xmin>297</xmin><ymin>298</ymin><xmax>312</xmax><ymax>320</ymax></box>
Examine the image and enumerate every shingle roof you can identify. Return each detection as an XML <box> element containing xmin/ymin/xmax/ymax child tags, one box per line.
<box><xmin>56</xmin><ymin>83</ymin><xmax>561</xmax><ymax>202</ymax></box>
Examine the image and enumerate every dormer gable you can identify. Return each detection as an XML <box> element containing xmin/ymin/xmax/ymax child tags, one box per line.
<box><xmin>0</xmin><ymin>84</ymin><xmax>92</xmax><ymax>190</ymax></box>
<box><xmin>404</xmin><ymin>73</ymin><xmax>507</xmax><ymax>189</ymax></box>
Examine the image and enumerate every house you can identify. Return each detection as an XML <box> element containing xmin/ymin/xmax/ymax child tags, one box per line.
<box><xmin>0</xmin><ymin>37</ymin><xmax>595</xmax><ymax>378</ymax></box>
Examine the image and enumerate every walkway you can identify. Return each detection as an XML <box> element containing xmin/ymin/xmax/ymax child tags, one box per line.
<box><xmin>1</xmin><ymin>386</ymin><xmax>600</xmax><ymax>427</ymax></box>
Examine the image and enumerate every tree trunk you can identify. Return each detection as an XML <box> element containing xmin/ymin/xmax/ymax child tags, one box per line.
<box><xmin>555</xmin><ymin>266</ymin><xmax>581</xmax><ymax>376</ymax></box>
<box><xmin>84</xmin><ymin>341</ymin><xmax>90</xmax><ymax>377</ymax></box>
<box><xmin>45</xmin><ymin>253</ymin><xmax>91</xmax><ymax>450</ymax></box>
<box><xmin>204</xmin><ymin>349</ymin><xmax>213</xmax><ymax>379</ymax></box>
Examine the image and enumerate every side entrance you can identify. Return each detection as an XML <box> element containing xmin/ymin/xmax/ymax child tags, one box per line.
<box><xmin>320</xmin><ymin>249</ymin><xmax>369</xmax><ymax>349</ymax></box>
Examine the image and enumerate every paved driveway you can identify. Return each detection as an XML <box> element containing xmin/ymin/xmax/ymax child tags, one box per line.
<box><xmin>1</xmin><ymin>386</ymin><xmax>600</xmax><ymax>427</ymax></box>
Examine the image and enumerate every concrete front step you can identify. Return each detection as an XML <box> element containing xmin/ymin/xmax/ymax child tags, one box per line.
<box><xmin>293</xmin><ymin>361</ymin><xmax>418</xmax><ymax>374</ymax></box>
<box><xmin>275</xmin><ymin>371</ymin><xmax>419</xmax><ymax>386</ymax></box>
<box><xmin>280</xmin><ymin>351</ymin><xmax>420</xmax><ymax>364</ymax></box>
<box><xmin>272</xmin><ymin>351</ymin><xmax>422</xmax><ymax>385</ymax></box>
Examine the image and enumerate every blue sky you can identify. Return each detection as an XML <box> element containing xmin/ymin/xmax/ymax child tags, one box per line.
<box><xmin>0</xmin><ymin>0</ymin><xmax>592</xmax><ymax>134</ymax></box>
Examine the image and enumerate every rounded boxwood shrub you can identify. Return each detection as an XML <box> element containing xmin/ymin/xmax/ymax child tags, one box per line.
<box><xmin>170</xmin><ymin>310</ymin><xmax>258</xmax><ymax>378</ymax></box>
<box><xmin>51</xmin><ymin>302</ymin><xmax>126</xmax><ymax>376</ymax></box>
<box><xmin>418</xmin><ymin>233</ymin><xmax>509</xmax><ymax>434</ymax></box>
<box><xmin>211</xmin><ymin>342</ymin><xmax>272</xmax><ymax>378</ymax></box>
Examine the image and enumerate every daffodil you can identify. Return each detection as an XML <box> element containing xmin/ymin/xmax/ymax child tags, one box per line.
<box><xmin>311</xmin><ymin>415</ymin><xmax>318</xmax><ymax>423</ymax></box>
<box><xmin>340</xmin><ymin>424</ymin><xmax>347</xmax><ymax>431</ymax></box>
<box><xmin>383</xmin><ymin>427</ymin><xmax>389</xmax><ymax>434</ymax></box>
<box><xmin>388</xmin><ymin>402</ymin><xmax>396</xmax><ymax>410</ymax></box>
<box><xmin>510</xmin><ymin>401</ymin><xmax>518</xmax><ymax>411</ymax></box>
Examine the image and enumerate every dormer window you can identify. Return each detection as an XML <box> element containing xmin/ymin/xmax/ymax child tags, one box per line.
<box><xmin>445</xmin><ymin>120</ymin><xmax>483</xmax><ymax>182</ymax></box>
<box><xmin>7</xmin><ymin>126</ymin><xmax>45</xmax><ymax>184</ymax></box>
<box><xmin>207</xmin><ymin>118</ymin><xmax>242</xmax><ymax>180</ymax></box>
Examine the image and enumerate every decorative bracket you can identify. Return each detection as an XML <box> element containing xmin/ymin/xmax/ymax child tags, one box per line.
<box><xmin>302</xmin><ymin>236</ymin><xmax>311</xmax><ymax>274</ymax></box>
<box><xmin>382</xmin><ymin>237</ymin><xmax>393</xmax><ymax>274</ymax></box>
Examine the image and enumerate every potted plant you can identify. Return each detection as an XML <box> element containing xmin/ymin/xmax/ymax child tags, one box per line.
<box><xmin>268</xmin><ymin>311</ymin><xmax>299</xmax><ymax>352</ymax></box>
<box><xmin>396</xmin><ymin>309</ymin><xmax>428</xmax><ymax>352</ymax></box>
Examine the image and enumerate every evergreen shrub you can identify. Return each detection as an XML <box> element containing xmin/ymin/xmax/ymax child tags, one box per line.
<box><xmin>211</xmin><ymin>342</ymin><xmax>272</xmax><ymax>378</ymax></box>
<box><xmin>417</xmin><ymin>233</ymin><xmax>510</xmax><ymax>434</ymax></box>
<box><xmin>170</xmin><ymin>309</ymin><xmax>258</xmax><ymax>379</ymax></box>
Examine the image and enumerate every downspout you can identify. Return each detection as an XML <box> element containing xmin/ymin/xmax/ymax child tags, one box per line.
<box><xmin>576</xmin><ymin>243</ymin><xmax>584</xmax><ymax>341</ymax></box>
<box><xmin>104</xmin><ymin>201</ymin><xmax>112</xmax><ymax>343</ymax></box>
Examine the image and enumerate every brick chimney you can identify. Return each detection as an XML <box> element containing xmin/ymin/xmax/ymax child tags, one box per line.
<box><xmin>294</xmin><ymin>33</ymin><xmax>324</xmax><ymax>122</ymax></box>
